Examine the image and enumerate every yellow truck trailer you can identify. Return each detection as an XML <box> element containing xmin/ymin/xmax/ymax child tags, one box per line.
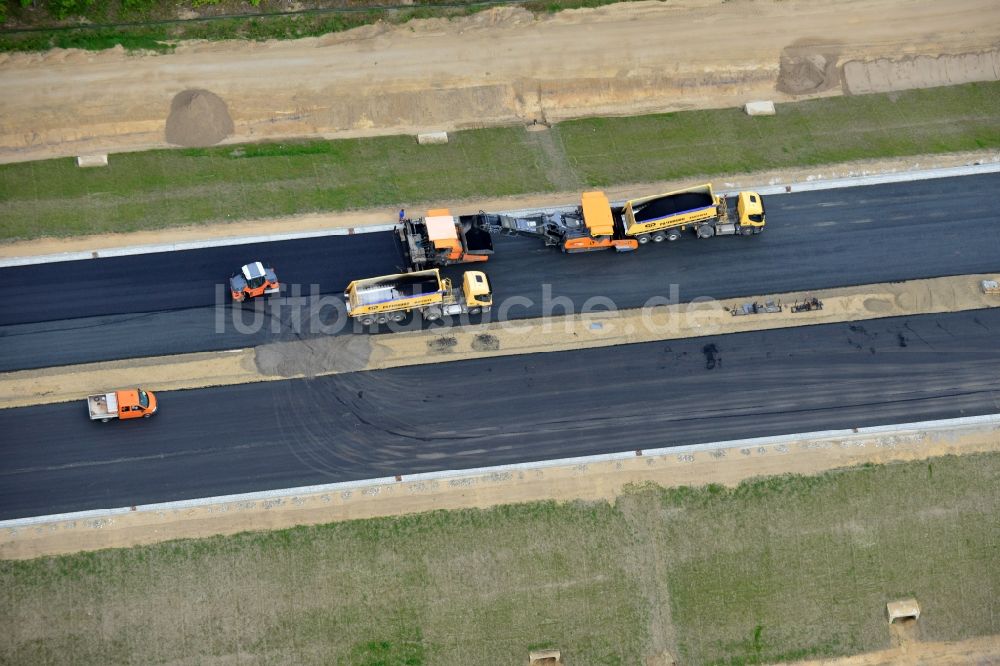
<box><xmin>476</xmin><ymin>183</ymin><xmax>765</xmax><ymax>253</ymax></box>
<box><xmin>622</xmin><ymin>184</ymin><xmax>765</xmax><ymax>243</ymax></box>
<box><xmin>345</xmin><ymin>268</ymin><xmax>493</xmax><ymax>326</ymax></box>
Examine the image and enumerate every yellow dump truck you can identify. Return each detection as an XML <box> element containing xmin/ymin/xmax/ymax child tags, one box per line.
<box><xmin>345</xmin><ymin>268</ymin><xmax>492</xmax><ymax>326</ymax></box>
<box><xmin>622</xmin><ymin>184</ymin><xmax>765</xmax><ymax>243</ymax></box>
<box><xmin>479</xmin><ymin>183</ymin><xmax>765</xmax><ymax>253</ymax></box>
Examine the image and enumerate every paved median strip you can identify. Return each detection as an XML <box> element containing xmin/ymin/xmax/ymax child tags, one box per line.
<box><xmin>1</xmin><ymin>273</ymin><xmax>997</xmax><ymax>410</ymax></box>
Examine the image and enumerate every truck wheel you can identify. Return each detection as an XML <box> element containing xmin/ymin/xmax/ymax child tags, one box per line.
<box><xmin>101</xmin><ymin>418</ymin><xmax>110</xmax><ymax>423</ymax></box>
<box><xmin>425</xmin><ymin>311</ymin><xmax>441</xmax><ymax>321</ymax></box>
<box><xmin>469</xmin><ymin>307</ymin><xmax>482</xmax><ymax>315</ymax></box>
<box><xmin>741</xmin><ymin>226</ymin><xmax>754</xmax><ymax>236</ymax></box>
<box><xmin>651</xmin><ymin>232</ymin><xmax>666</xmax><ymax>243</ymax></box>
<box><xmin>636</xmin><ymin>234</ymin><xmax>651</xmax><ymax>244</ymax></box>
<box><xmin>143</xmin><ymin>413</ymin><xmax>151</xmax><ymax>419</ymax></box>
<box><xmin>361</xmin><ymin>316</ymin><xmax>374</xmax><ymax>326</ymax></box>
<box><xmin>391</xmin><ymin>312</ymin><xmax>405</xmax><ymax>322</ymax></box>
<box><xmin>666</xmin><ymin>230</ymin><xmax>681</xmax><ymax>242</ymax></box>
<box><xmin>696</xmin><ymin>225</ymin><xmax>715</xmax><ymax>238</ymax></box>
<box><xmin>376</xmin><ymin>314</ymin><xmax>388</xmax><ymax>325</ymax></box>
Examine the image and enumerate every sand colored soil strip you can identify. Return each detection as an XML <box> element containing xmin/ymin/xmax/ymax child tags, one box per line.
<box><xmin>2</xmin><ymin>274</ymin><xmax>997</xmax><ymax>409</ymax></box>
<box><xmin>1</xmin><ymin>0</ymin><xmax>998</xmax><ymax>163</ymax></box>
<box><xmin>787</xmin><ymin>633</ymin><xmax>1000</xmax><ymax>665</ymax></box>
<box><xmin>0</xmin><ymin>350</ymin><xmax>258</xmax><ymax>410</ymax></box>
<box><xmin>843</xmin><ymin>51</ymin><xmax>1000</xmax><ymax>95</ymax></box>
<box><xmin>2</xmin><ymin>416</ymin><xmax>996</xmax><ymax>560</ymax></box>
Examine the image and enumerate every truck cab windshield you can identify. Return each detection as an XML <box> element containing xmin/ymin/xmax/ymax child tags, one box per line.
<box><xmin>138</xmin><ymin>390</ymin><xmax>149</xmax><ymax>409</ymax></box>
<box><xmin>247</xmin><ymin>276</ymin><xmax>265</xmax><ymax>289</ymax></box>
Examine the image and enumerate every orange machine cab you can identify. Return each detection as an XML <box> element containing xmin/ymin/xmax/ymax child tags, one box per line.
<box><xmin>230</xmin><ymin>261</ymin><xmax>280</xmax><ymax>301</ymax></box>
<box><xmin>117</xmin><ymin>388</ymin><xmax>157</xmax><ymax>420</ymax></box>
<box><xmin>425</xmin><ymin>209</ymin><xmax>490</xmax><ymax>263</ymax></box>
<box><xmin>560</xmin><ymin>192</ymin><xmax>640</xmax><ymax>253</ymax></box>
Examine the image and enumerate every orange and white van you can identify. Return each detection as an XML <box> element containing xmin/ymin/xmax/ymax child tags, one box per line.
<box><xmin>87</xmin><ymin>388</ymin><xmax>158</xmax><ymax>422</ymax></box>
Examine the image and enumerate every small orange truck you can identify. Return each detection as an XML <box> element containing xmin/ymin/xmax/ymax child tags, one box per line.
<box><xmin>230</xmin><ymin>261</ymin><xmax>280</xmax><ymax>301</ymax></box>
<box><xmin>87</xmin><ymin>388</ymin><xmax>158</xmax><ymax>422</ymax></box>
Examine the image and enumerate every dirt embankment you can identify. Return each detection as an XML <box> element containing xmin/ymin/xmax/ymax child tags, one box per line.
<box><xmin>0</xmin><ymin>0</ymin><xmax>998</xmax><ymax>163</ymax></box>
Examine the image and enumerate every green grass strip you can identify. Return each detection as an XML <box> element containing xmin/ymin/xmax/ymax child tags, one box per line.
<box><xmin>1</xmin><ymin>81</ymin><xmax>998</xmax><ymax>241</ymax></box>
<box><xmin>0</xmin><ymin>127</ymin><xmax>555</xmax><ymax>239</ymax></box>
<box><xmin>556</xmin><ymin>83</ymin><xmax>1000</xmax><ymax>187</ymax></box>
<box><xmin>0</xmin><ymin>0</ymin><xmax>627</xmax><ymax>54</ymax></box>
<box><xmin>1</xmin><ymin>453</ymin><xmax>997</xmax><ymax>664</ymax></box>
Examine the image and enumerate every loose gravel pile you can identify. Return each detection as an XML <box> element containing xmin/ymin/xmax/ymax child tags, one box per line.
<box><xmin>164</xmin><ymin>89</ymin><xmax>235</xmax><ymax>147</ymax></box>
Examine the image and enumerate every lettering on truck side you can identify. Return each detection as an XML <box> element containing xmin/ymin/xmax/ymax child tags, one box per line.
<box><xmin>354</xmin><ymin>293</ymin><xmax>444</xmax><ymax>314</ymax></box>
<box><xmin>630</xmin><ymin>206</ymin><xmax>716</xmax><ymax>234</ymax></box>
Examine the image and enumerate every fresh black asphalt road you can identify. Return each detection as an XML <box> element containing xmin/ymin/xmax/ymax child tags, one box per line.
<box><xmin>2</xmin><ymin>231</ymin><xmax>404</xmax><ymax>326</ymax></box>
<box><xmin>3</xmin><ymin>310</ymin><xmax>999</xmax><ymax>520</ymax></box>
<box><xmin>2</xmin><ymin>173</ymin><xmax>999</xmax><ymax>371</ymax></box>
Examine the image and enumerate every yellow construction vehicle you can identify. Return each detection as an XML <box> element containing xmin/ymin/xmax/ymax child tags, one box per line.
<box><xmin>391</xmin><ymin>184</ymin><xmax>765</xmax><ymax>270</ymax></box>
<box><xmin>475</xmin><ymin>183</ymin><xmax>765</xmax><ymax>253</ymax></box>
<box><xmin>397</xmin><ymin>208</ymin><xmax>494</xmax><ymax>269</ymax></box>
<box><xmin>622</xmin><ymin>185</ymin><xmax>765</xmax><ymax>242</ymax></box>
<box><xmin>345</xmin><ymin>269</ymin><xmax>492</xmax><ymax>326</ymax></box>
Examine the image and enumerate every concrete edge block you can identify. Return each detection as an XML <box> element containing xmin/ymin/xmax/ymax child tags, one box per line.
<box><xmin>76</xmin><ymin>154</ymin><xmax>109</xmax><ymax>167</ymax></box>
<box><xmin>744</xmin><ymin>101</ymin><xmax>776</xmax><ymax>116</ymax></box>
<box><xmin>416</xmin><ymin>131</ymin><xmax>449</xmax><ymax>145</ymax></box>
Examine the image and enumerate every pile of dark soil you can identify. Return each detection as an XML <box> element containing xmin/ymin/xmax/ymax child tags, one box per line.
<box><xmin>776</xmin><ymin>51</ymin><xmax>840</xmax><ymax>95</ymax></box>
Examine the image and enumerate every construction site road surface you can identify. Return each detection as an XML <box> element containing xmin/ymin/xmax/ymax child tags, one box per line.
<box><xmin>2</xmin><ymin>309</ymin><xmax>1000</xmax><ymax>520</ymax></box>
<box><xmin>2</xmin><ymin>173</ymin><xmax>999</xmax><ymax>372</ymax></box>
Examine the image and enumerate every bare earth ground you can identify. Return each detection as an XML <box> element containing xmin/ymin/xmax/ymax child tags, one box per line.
<box><xmin>1</xmin><ymin>148</ymin><xmax>996</xmax><ymax>259</ymax></box>
<box><xmin>786</xmin><ymin>633</ymin><xmax>1000</xmax><ymax>665</ymax></box>
<box><xmin>0</xmin><ymin>0</ymin><xmax>998</xmax><ymax>163</ymax></box>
